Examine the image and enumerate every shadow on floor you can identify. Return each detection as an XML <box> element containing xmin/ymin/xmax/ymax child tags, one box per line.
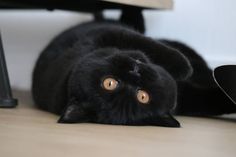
<box><xmin>212</xmin><ymin>115</ymin><xmax>236</xmax><ymax>123</ymax></box>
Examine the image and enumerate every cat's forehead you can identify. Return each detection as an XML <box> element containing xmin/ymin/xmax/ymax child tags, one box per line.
<box><xmin>108</xmin><ymin>50</ymin><xmax>150</xmax><ymax>63</ymax></box>
<box><xmin>108</xmin><ymin>58</ymin><xmax>158</xmax><ymax>86</ymax></box>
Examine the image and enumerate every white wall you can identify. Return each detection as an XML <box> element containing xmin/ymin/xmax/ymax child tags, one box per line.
<box><xmin>0</xmin><ymin>11</ymin><xmax>93</xmax><ymax>89</ymax></box>
<box><xmin>145</xmin><ymin>0</ymin><xmax>236</xmax><ymax>67</ymax></box>
<box><xmin>0</xmin><ymin>0</ymin><xmax>236</xmax><ymax>90</ymax></box>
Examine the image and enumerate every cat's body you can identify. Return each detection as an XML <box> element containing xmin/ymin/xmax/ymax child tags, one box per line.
<box><xmin>32</xmin><ymin>20</ymin><xmax>236</xmax><ymax>127</ymax></box>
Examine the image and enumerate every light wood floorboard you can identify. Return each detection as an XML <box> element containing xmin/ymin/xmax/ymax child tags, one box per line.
<box><xmin>0</xmin><ymin>89</ymin><xmax>236</xmax><ymax>157</ymax></box>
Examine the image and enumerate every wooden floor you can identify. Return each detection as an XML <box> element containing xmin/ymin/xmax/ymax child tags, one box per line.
<box><xmin>0</xmin><ymin>89</ymin><xmax>236</xmax><ymax>157</ymax></box>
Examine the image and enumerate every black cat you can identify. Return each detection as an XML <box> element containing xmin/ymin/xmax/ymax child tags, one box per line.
<box><xmin>32</xmin><ymin>20</ymin><xmax>194</xmax><ymax>127</ymax></box>
<box><xmin>32</xmin><ymin>19</ymin><xmax>236</xmax><ymax>128</ymax></box>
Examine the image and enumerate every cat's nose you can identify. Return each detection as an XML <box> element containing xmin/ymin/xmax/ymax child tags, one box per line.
<box><xmin>135</xmin><ymin>59</ymin><xmax>142</xmax><ymax>64</ymax></box>
<box><xmin>129</xmin><ymin>63</ymin><xmax>141</xmax><ymax>78</ymax></box>
<box><xmin>129</xmin><ymin>70</ymin><xmax>141</xmax><ymax>78</ymax></box>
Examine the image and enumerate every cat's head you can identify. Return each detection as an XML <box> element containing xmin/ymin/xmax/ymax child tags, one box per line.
<box><xmin>59</xmin><ymin>47</ymin><xmax>191</xmax><ymax>127</ymax></box>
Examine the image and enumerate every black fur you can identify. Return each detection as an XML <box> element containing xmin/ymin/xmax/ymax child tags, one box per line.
<box><xmin>32</xmin><ymin>21</ymin><xmax>193</xmax><ymax>127</ymax></box>
<box><xmin>32</xmin><ymin>20</ymin><xmax>236</xmax><ymax>127</ymax></box>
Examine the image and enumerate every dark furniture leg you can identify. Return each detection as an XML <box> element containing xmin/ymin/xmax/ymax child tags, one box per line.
<box><xmin>0</xmin><ymin>32</ymin><xmax>17</xmax><ymax>108</ymax></box>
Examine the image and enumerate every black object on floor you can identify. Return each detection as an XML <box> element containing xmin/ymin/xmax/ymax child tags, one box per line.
<box><xmin>0</xmin><ymin>32</ymin><xmax>17</xmax><ymax>108</ymax></box>
<box><xmin>213</xmin><ymin>65</ymin><xmax>236</xmax><ymax>105</ymax></box>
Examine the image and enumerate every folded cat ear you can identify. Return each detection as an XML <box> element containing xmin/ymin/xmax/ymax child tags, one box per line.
<box><xmin>149</xmin><ymin>113</ymin><xmax>180</xmax><ymax>127</ymax></box>
<box><xmin>58</xmin><ymin>103</ymin><xmax>89</xmax><ymax>123</ymax></box>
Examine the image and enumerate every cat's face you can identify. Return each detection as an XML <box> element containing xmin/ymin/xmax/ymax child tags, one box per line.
<box><xmin>60</xmin><ymin>48</ymin><xmax>180</xmax><ymax>127</ymax></box>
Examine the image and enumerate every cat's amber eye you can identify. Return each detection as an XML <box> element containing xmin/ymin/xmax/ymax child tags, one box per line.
<box><xmin>102</xmin><ymin>77</ymin><xmax>118</xmax><ymax>91</ymax></box>
<box><xmin>137</xmin><ymin>90</ymin><xmax>150</xmax><ymax>104</ymax></box>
